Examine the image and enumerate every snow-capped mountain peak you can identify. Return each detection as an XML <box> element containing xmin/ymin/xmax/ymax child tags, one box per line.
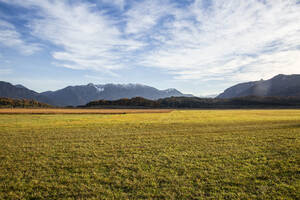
<box><xmin>94</xmin><ymin>85</ymin><xmax>104</xmax><ymax>92</ymax></box>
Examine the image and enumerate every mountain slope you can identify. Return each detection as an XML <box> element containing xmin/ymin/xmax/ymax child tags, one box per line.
<box><xmin>218</xmin><ymin>81</ymin><xmax>258</xmax><ymax>98</ymax></box>
<box><xmin>0</xmin><ymin>81</ymin><xmax>53</xmax><ymax>104</ymax></box>
<box><xmin>218</xmin><ymin>74</ymin><xmax>300</xmax><ymax>98</ymax></box>
<box><xmin>41</xmin><ymin>83</ymin><xmax>192</xmax><ymax>106</ymax></box>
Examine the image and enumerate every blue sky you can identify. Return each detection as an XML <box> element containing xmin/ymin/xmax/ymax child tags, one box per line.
<box><xmin>0</xmin><ymin>0</ymin><xmax>299</xmax><ymax>96</ymax></box>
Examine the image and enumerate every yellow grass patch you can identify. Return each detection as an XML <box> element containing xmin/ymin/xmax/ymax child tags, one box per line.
<box><xmin>0</xmin><ymin>110</ymin><xmax>299</xmax><ymax>199</ymax></box>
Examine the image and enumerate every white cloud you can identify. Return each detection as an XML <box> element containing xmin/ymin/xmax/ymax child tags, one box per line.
<box><xmin>31</xmin><ymin>0</ymin><xmax>144</xmax><ymax>70</ymax></box>
<box><xmin>138</xmin><ymin>0</ymin><xmax>300</xmax><ymax>82</ymax></box>
<box><xmin>1</xmin><ymin>0</ymin><xmax>144</xmax><ymax>71</ymax></box>
<box><xmin>125</xmin><ymin>0</ymin><xmax>176</xmax><ymax>35</ymax></box>
<box><xmin>0</xmin><ymin>19</ymin><xmax>40</xmax><ymax>55</ymax></box>
<box><xmin>0</xmin><ymin>0</ymin><xmax>299</xmax><ymax>89</ymax></box>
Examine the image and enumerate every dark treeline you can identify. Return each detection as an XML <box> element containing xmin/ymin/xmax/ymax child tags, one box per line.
<box><xmin>83</xmin><ymin>96</ymin><xmax>300</xmax><ymax>109</ymax></box>
<box><xmin>2</xmin><ymin>96</ymin><xmax>300</xmax><ymax>109</ymax></box>
<box><xmin>0</xmin><ymin>97</ymin><xmax>52</xmax><ymax>108</ymax></box>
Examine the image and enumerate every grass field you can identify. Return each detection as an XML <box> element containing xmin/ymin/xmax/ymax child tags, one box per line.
<box><xmin>0</xmin><ymin>110</ymin><xmax>299</xmax><ymax>199</ymax></box>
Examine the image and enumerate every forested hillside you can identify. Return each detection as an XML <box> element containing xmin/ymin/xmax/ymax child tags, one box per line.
<box><xmin>84</xmin><ymin>96</ymin><xmax>300</xmax><ymax>109</ymax></box>
<box><xmin>0</xmin><ymin>97</ymin><xmax>52</xmax><ymax>108</ymax></box>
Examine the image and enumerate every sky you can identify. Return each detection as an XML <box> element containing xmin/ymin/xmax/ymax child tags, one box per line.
<box><xmin>0</xmin><ymin>0</ymin><xmax>299</xmax><ymax>96</ymax></box>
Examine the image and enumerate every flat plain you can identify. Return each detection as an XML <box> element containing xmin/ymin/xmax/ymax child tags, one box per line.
<box><xmin>0</xmin><ymin>110</ymin><xmax>299</xmax><ymax>199</ymax></box>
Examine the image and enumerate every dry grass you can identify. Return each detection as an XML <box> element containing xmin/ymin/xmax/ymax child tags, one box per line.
<box><xmin>0</xmin><ymin>108</ymin><xmax>173</xmax><ymax>114</ymax></box>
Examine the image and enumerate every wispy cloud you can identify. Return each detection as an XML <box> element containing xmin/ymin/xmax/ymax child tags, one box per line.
<box><xmin>139</xmin><ymin>0</ymin><xmax>300</xmax><ymax>82</ymax></box>
<box><xmin>0</xmin><ymin>0</ymin><xmax>299</xmax><ymax>88</ymax></box>
<box><xmin>0</xmin><ymin>19</ymin><xmax>40</xmax><ymax>55</ymax></box>
<box><xmin>125</xmin><ymin>0</ymin><xmax>176</xmax><ymax>35</ymax></box>
<box><xmin>1</xmin><ymin>0</ymin><xmax>144</xmax><ymax>71</ymax></box>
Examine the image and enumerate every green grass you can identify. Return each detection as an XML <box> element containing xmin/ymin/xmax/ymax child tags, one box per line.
<box><xmin>0</xmin><ymin>110</ymin><xmax>299</xmax><ymax>199</ymax></box>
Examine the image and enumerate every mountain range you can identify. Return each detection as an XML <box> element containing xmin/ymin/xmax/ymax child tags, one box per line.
<box><xmin>2</xmin><ymin>74</ymin><xmax>300</xmax><ymax>107</ymax></box>
<box><xmin>0</xmin><ymin>82</ymin><xmax>192</xmax><ymax>106</ymax></box>
<box><xmin>218</xmin><ymin>74</ymin><xmax>300</xmax><ymax>98</ymax></box>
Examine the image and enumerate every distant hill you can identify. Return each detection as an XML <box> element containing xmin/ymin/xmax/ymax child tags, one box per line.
<box><xmin>0</xmin><ymin>97</ymin><xmax>52</xmax><ymax>108</ymax></box>
<box><xmin>41</xmin><ymin>83</ymin><xmax>193</xmax><ymax>106</ymax></box>
<box><xmin>218</xmin><ymin>74</ymin><xmax>300</xmax><ymax>98</ymax></box>
<box><xmin>0</xmin><ymin>81</ymin><xmax>53</xmax><ymax>105</ymax></box>
<box><xmin>83</xmin><ymin>96</ymin><xmax>300</xmax><ymax>109</ymax></box>
<box><xmin>0</xmin><ymin>81</ymin><xmax>192</xmax><ymax>106</ymax></box>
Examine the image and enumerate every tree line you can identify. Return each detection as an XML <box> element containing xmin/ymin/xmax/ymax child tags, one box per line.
<box><xmin>0</xmin><ymin>97</ymin><xmax>52</xmax><ymax>108</ymax></box>
<box><xmin>2</xmin><ymin>96</ymin><xmax>300</xmax><ymax>109</ymax></box>
<box><xmin>83</xmin><ymin>96</ymin><xmax>300</xmax><ymax>109</ymax></box>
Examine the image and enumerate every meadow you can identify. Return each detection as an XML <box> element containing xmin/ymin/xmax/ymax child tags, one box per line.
<box><xmin>0</xmin><ymin>110</ymin><xmax>299</xmax><ymax>199</ymax></box>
